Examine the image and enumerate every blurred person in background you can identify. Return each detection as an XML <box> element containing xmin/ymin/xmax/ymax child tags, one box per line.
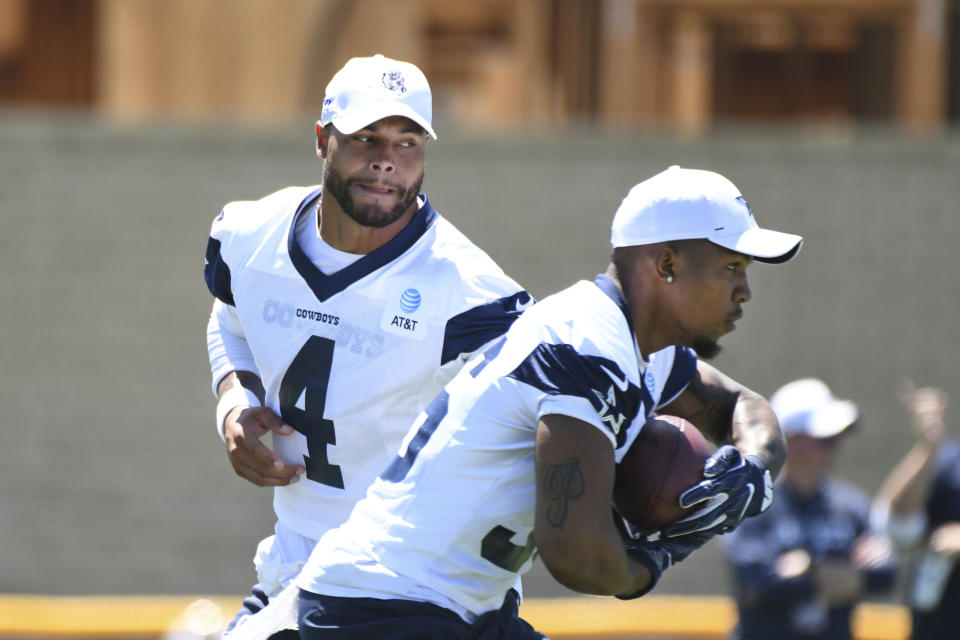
<box><xmin>724</xmin><ymin>378</ymin><xmax>897</xmax><ymax>640</ymax></box>
<box><xmin>203</xmin><ymin>54</ymin><xmax>530</xmax><ymax>638</ymax></box>
<box><xmin>873</xmin><ymin>381</ymin><xmax>957</xmax><ymax>639</ymax></box>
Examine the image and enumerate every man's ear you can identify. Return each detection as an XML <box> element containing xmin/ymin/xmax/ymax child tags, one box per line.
<box><xmin>316</xmin><ymin>121</ymin><xmax>328</xmax><ymax>159</ymax></box>
<box><xmin>655</xmin><ymin>245</ymin><xmax>678</xmax><ymax>284</ymax></box>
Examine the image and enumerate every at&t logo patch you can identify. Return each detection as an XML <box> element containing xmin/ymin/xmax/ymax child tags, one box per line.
<box><xmin>399</xmin><ymin>288</ymin><xmax>421</xmax><ymax>313</ymax></box>
<box><xmin>381</xmin><ymin>281</ymin><xmax>433</xmax><ymax>341</ymax></box>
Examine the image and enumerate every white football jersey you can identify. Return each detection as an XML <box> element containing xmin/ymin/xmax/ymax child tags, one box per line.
<box><xmin>204</xmin><ymin>186</ymin><xmax>530</xmax><ymax>540</ymax></box>
<box><xmin>297</xmin><ymin>275</ymin><xmax>697</xmax><ymax>621</ymax></box>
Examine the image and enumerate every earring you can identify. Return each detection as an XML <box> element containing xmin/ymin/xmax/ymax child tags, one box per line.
<box><xmin>665</xmin><ymin>275</ymin><xmax>674</xmax><ymax>283</ymax></box>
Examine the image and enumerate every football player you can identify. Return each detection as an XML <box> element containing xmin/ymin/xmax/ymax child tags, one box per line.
<box><xmin>296</xmin><ymin>165</ymin><xmax>803</xmax><ymax>638</ymax></box>
<box><xmin>204</xmin><ymin>54</ymin><xmax>531</xmax><ymax>638</ymax></box>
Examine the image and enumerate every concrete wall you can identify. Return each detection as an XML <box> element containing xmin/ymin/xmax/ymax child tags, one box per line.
<box><xmin>2</xmin><ymin>114</ymin><xmax>957</xmax><ymax>602</ymax></box>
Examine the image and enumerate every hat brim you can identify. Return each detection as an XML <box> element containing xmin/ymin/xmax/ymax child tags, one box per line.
<box><xmin>783</xmin><ymin>400</ymin><xmax>859</xmax><ymax>438</ymax></box>
<box><xmin>711</xmin><ymin>227</ymin><xmax>803</xmax><ymax>264</ymax></box>
<box><xmin>330</xmin><ymin>103</ymin><xmax>437</xmax><ymax>140</ymax></box>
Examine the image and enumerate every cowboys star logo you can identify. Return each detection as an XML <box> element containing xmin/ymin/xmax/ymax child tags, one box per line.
<box><xmin>591</xmin><ymin>385</ymin><xmax>626</xmax><ymax>435</ymax></box>
<box><xmin>382</xmin><ymin>70</ymin><xmax>407</xmax><ymax>94</ymax></box>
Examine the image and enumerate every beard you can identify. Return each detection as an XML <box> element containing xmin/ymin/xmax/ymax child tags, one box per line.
<box><xmin>692</xmin><ymin>335</ymin><xmax>723</xmax><ymax>360</ymax></box>
<box><xmin>323</xmin><ymin>163</ymin><xmax>424</xmax><ymax>229</ymax></box>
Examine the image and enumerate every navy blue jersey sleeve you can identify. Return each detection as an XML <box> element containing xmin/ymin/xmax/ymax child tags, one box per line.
<box><xmin>508</xmin><ymin>343</ymin><xmax>643</xmax><ymax>448</ymax></box>
<box><xmin>204</xmin><ymin>236</ymin><xmax>234</xmax><ymax>306</ymax></box>
<box><xmin>440</xmin><ymin>291</ymin><xmax>533</xmax><ymax>365</ymax></box>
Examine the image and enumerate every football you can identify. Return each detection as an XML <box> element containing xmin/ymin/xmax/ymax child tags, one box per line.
<box><xmin>613</xmin><ymin>415</ymin><xmax>715</xmax><ymax>533</ymax></box>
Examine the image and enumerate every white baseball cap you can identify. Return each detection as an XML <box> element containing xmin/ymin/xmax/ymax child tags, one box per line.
<box><xmin>770</xmin><ymin>378</ymin><xmax>860</xmax><ymax>438</ymax></box>
<box><xmin>320</xmin><ymin>54</ymin><xmax>437</xmax><ymax>139</ymax></box>
<box><xmin>610</xmin><ymin>165</ymin><xmax>802</xmax><ymax>263</ymax></box>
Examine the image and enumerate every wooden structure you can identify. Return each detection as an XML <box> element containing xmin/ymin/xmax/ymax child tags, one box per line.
<box><xmin>0</xmin><ymin>0</ymin><xmax>954</xmax><ymax>134</ymax></box>
<box><xmin>608</xmin><ymin>0</ymin><xmax>951</xmax><ymax>134</ymax></box>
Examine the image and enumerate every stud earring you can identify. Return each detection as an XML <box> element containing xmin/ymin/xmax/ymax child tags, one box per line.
<box><xmin>665</xmin><ymin>275</ymin><xmax>674</xmax><ymax>283</ymax></box>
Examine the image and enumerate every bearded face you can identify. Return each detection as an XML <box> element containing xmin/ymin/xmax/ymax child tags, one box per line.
<box><xmin>323</xmin><ymin>159</ymin><xmax>424</xmax><ymax>229</ymax></box>
<box><xmin>319</xmin><ymin>118</ymin><xmax>428</xmax><ymax>230</ymax></box>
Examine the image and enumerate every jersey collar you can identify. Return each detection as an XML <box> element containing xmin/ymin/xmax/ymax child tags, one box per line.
<box><xmin>594</xmin><ymin>273</ymin><xmax>649</xmax><ymax>367</ymax></box>
<box><xmin>288</xmin><ymin>187</ymin><xmax>438</xmax><ymax>302</ymax></box>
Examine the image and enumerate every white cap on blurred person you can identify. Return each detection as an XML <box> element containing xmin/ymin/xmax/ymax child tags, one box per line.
<box><xmin>610</xmin><ymin>165</ymin><xmax>802</xmax><ymax>263</ymax></box>
<box><xmin>770</xmin><ymin>378</ymin><xmax>860</xmax><ymax>438</ymax></box>
<box><xmin>320</xmin><ymin>54</ymin><xmax>437</xmax><ymax>139</ymax></box>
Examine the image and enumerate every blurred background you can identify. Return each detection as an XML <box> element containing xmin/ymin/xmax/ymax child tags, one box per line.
<box><xmin>2</xmin><ymin>0</ymin><xmax>957</xmax><ymax>132</ymax></box>
<box><xmin>1</xmin><ymin>0</ymin><xmax>959</xmax><ymax>636</ymax></box>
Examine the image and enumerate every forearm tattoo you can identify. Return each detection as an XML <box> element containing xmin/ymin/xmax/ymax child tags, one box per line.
<box><xmin>682</xmin><ymin>365</ymin><xmax>786</xmax><ymax>473</ymax></box>
<box><xmin>682</xmin><ymin>371</ymin><xmax>735</xmax><ymax>442</ymax></box>
<box><xmin>544</xmin><ymin>458</ymin><xmax>586</xmax><ymax>528</ymax></box>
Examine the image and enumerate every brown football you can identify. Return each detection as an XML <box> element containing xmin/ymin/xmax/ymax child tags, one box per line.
<box><xmin>613</xmin><ymin>415</ymin><xmax>715</xmax><ymax>533</ymax></box>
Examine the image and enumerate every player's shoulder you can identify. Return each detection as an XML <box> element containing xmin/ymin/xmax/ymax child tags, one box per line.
<box><xmin>531</xmin><ymin>280</ymin><xmax>627</xmax><ymax>339</ymax></box>
<box><xmin>211</xmin><ymin>185</ymin><xmax>318</xmax><ymax>239</ymax></box>
<box><xmin>427</xmin><ymin>215</ymin><xmax>504</xmax><ymax>274</ymax></box>
<box><xmin>420</xmin><ymin>211</ymin><xmax>523</xmax><ymax>298</ymax></box>
<box><xmin>516</xmin><ymin>280</ymin><xmax>633</xmax><ymax>363</ymax></box>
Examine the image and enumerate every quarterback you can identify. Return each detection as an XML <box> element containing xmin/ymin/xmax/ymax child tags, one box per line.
<box><xmin>204</xmin><ymin>55</ymin><xmax>530</xmax><ymax>637</ymax></box>
<box><xmin>296</xmin><ymin>166</ymin><xmax>804</xmax><ymax>638</ymax></box>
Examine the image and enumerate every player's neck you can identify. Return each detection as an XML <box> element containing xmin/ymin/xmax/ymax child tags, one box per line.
<box><xmin>317</xmin><ymin>196</ymin><xmax>416</xmax><ymax>255</ymax></box>
<box><xmin>633</xmin><ymin>315</ymin><xmax>674</xmax><ymax>361</ymax></box>
<box><xmin>605</xmin><ymin>263</ymin><xmax>671</xmax><ymax>359</ymax></box>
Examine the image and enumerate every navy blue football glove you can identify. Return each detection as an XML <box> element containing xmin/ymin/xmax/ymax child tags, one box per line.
<box><xmin>660</xmin><ymin>445</ymin><xmax>773</xmax><ymax>538</ymax></box>
<box><xmin>615</xmin><ymin>514</ymin><xmax>714</xmax><ymax>600</ymax></box>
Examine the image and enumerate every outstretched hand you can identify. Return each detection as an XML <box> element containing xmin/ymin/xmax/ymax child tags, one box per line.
<box><xmin>661</xmin><ymin>445</ymin><xmax>773</xmax><ymax>537</ymax></box>
<box><xmin>929</xmin><ymin>523</ymin><xmax>960</xmax><ymax>558</ymax></box>
<box><xmin>224</xmin><ymin>406</ymin><xmax>305</xmax><ymax>487</ymax></box>
<box><xmin>896</xmin><ymin>378</ymin><xmax>948</xmax><ymax>445</ymax></box>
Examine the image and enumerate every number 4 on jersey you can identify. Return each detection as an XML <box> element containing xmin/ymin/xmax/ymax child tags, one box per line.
<box><xmin>279</xmin><ymin>336</ymin><xmax>344</xmax><ymax>489</ymax></box>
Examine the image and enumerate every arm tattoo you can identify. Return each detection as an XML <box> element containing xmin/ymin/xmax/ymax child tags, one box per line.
<box><xmin>681</xmin><ymin>364</ymin><xmax>786</xmax><ymax>474</ymax></box>
<box><xmin>544</xmin><ymin>458</ymin><xmax>586</xmax><ymax>528</ymax></box>
<box><xmin>681</xmin><ymin>370</ymin><xmax>735</xmax><ymax>443</ymax></box>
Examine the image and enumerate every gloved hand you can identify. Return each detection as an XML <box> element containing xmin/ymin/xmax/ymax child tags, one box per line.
<box><xmin>615</xmin><ymin>514</ymin><xmax>714</xmax><ymax>600</ymax></box>
<box><xmin>661</xmin><ymin>445</ymin><xmax>773</xmax><ymax>538</ymax></box>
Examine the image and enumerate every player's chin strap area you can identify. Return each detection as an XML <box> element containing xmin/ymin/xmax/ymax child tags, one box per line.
<box><xmin>660</xmin><ymin>447</ymin><xmax>774</xmax><ymax>538</ymax></box>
